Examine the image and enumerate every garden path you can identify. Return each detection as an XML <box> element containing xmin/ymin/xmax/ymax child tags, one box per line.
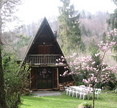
<box><xmin>31</xmin><ymin>91</ymin><xmax>62</xmax><ymax>97</ymax></box>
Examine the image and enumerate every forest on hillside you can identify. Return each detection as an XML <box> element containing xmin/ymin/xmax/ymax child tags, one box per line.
<box><xmin>2</xmin><ymin>11</ymin><xmax>110</xmax><ymax>58</ymax></box>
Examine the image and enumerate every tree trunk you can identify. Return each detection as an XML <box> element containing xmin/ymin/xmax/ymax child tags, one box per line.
<box><xmin>92</xmin><ymin>86</ymin><xmax>95</xmax><ymax>108</ymax></box>
<box><xmin>0</xmin><ymin>12</ymin><xmax>8</xmax><ymax>108</ymax></box>
<box><xmin>0</xmin><ymin>47</ymin><xmax>8</xmax><ymax>108</ymax></box>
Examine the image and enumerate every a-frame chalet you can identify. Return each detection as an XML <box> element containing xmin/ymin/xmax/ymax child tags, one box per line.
<box><xmin>23</xmin><ymin>18</ymin><xmax>72</xmax><ymax>90</ymax></box>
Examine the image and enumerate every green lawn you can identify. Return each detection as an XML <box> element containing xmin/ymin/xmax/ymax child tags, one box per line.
<box><xmin>20</xmin><ymin>92</ymin><xmax>117</xmax><ymax>108</ymax></box>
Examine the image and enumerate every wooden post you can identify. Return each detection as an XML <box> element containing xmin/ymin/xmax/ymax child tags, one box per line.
<box><xmin>30</xmin><ymin>71</ymin><xmax>31</xmax><ymax>89</ymax></box>
<box><xmin>57</xmin><ymin>68</ymin><xmax>59</xmax><ymax>89</ymax></box>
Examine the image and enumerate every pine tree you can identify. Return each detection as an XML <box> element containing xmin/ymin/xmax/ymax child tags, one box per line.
<box><xmin>113</xmin><ymin>0</ymin><xmax>117</xmax><ymax>5</ymax></box>
<box><xmin>58</xmin><ymin>0</ymin><xmax>84</xmax><ymax>54</ymax></box>
<box><xmin>108</xmin><ymin>0</ymin><xmax>117</xmax><ymax>29</ymax></box>
<box><xmin>108</xmin><ymin>9</ymin><xmax>117</xmax><ymax>29</ymax></box>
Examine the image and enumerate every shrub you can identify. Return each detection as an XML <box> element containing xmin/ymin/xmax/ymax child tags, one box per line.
<box><xmin>3</xmin><ymin>52</ymin><xmax>30</xmax><ymax>108</ymax></box>
<box><xmin>78</xmin><ymin>102</ymin><xmax>92</xmax><ymax>108</ymax></box>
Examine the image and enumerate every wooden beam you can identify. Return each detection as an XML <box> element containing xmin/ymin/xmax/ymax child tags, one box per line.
<box><xmin>29</xmin><ymin>64</ymin><xmax>66</xmax><ymax>67</ymax></box>
<box><xmin>29</xmin><ymin>54</ymin><xmax>61</xmax><ymax>56</ymax></box>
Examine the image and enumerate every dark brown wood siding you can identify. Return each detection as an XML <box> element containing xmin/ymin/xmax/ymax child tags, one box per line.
<box><xmin>24</xmin><ymin>18</ymin><xmax>72</xmax><ymax>90</ymax></box>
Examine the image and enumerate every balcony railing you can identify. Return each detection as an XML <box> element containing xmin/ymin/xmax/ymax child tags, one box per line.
<box><xmin>26</xmin><ymin>54</ymin><xmax>64</xmax><ymax>66</ymax></box>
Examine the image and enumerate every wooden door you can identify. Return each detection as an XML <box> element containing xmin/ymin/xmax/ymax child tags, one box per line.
<box><xmin>31</xmin><ymin>68</ymin><xmax>58</xmax><ymax>89</ymax></box>
<box><xmin>37</xmin><ymin>68</ymin><xmax>52</xmax><ymax>89</ymax></box>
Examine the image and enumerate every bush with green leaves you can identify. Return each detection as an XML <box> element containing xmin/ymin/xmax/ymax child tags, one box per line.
<box><xmin>3</xmin><ymin>52</ymin><xmax>30</xmax><ymax>108</ymax></box>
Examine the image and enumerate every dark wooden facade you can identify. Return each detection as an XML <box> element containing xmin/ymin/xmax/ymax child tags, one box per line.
<box><xmin>24</xmin><ymin>18</ymin><xmax>71</xmax><ymax>90</ymax></box>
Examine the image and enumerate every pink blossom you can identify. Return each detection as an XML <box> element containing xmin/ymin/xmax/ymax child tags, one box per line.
<box><xmin>59</xmin><ymin>62</ymin><xmax>63</xmax><ymax>65</ymax></box>
<box><xmin>61</xmin><ymin>56</ymin><xmax>64</xmax><ymax>58</ymax></box>
<box><xmin>75</xmin><ymin>67</ymin><xmax>80</xmax><ymax>70</ymax></box>
<box><xmin>98</xmin><ymin>41</ymin><xmax>116</xmax><ymax>52</ymax></box>
<box><xmin>83</xmin><ymin>79</ymin><xmax>89</xmax><ymax>84</ymax></box>
<box><xmin>56</xmin><ymin>59</ymin><xmax>58</xmax><ymax>61</ymax></box>
<box><xmin>91</xmin><ymin>61</ymin><xmax>95</xmax><ymax>65</ymax></box>
<box><xmin>95</xmin><ymin>53</ymin><xmax>100</xmax><ymax>57</ymax></box>
<box><xmin>63</xmin><ymin>70</ymin><xmax>68</xmax><ymax>76</ymax></box>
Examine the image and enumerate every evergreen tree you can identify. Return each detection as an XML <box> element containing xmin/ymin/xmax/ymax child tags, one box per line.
<box><xmin>108</xmin><ymin>9</ymin><xmax>117</xmax><ymax>29</ymax></box>
<box><xmin>58</xmin><ymin>0</ymin><xmax>84</xmax><ymax>54</ymax></box>
<box><xmin>108</xmin><ymin>0</ymin><xmax>117</xmax><ymax>29</ymax></box>
<box><xmin>0</xmin><ymin>0</ymin><xmax>20</xmax><ymax>108</ymax></box>
<box><xmin>113</xmin><ymin>0</ymin><xmax>117</xmax><ymax>5</ymax></box>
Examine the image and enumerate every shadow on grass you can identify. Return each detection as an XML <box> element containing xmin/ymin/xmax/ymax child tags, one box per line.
<box><xmin>22</xmin><ymin>96</ymin><xmax>46</xmax><ymax>102</ymax></box>
<box><xmin>20</xmin><ymin>103</ymin><xmax>31</xmax><ymax>107</ymax></box>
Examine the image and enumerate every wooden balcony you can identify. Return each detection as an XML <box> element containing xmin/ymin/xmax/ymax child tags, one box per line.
<box><xmin>26</xmin><ymin>54</ymin><xmax>65</xmax><ymax>66</ymax></box>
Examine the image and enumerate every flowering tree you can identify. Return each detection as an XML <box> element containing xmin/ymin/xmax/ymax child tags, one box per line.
<box><xmin>69</xmin><ymin>41</ymin><xmax>117</xmax><ymax>108</ymax></box>
<box><xmin>57</xmin><ymin>29</ymin><xmax>117</xmax><ymax>108</ymax></box>
<box><xmin>57</xmin><ymin>28</ymin><xmax>117</xmax><ymax>108</ymax></box>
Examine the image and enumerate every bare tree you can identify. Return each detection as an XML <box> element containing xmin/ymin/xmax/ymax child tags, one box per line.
<box><xmin>0</xmin><ymin>0</ymin><xmax>20</xmax><ymax>108</ymax></box>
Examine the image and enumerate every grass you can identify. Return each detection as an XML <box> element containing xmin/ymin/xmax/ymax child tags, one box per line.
<box><xmin>20</xmin><ymin>92</ymin><xmax>117</xmax><ymax>108</ymax></box>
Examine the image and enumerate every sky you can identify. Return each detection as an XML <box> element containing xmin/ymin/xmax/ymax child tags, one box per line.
<box><xmin>5</xmin><ymin>0</ymin><xmax>116</xmax><ymax>31</ymax></box>
<box><xmin>15</xmin><ymin>0</ymin><xmax>116</xmax><ymax>24</ymax></box>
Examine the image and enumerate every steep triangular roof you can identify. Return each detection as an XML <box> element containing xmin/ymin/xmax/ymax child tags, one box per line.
<box><xmin>22</xmin><ymin>18</ymin><xmax>64</xmax><ymax>63</ymax></box>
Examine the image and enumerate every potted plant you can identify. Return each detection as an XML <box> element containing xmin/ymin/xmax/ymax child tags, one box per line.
<box><xmin>78</xmin><ymin>102</ymin><xmax>92</xmax><ymax>108</ymax></box>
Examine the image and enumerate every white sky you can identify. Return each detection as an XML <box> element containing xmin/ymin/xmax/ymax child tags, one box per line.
<box><xmin>14</xmin><ymin>0</ymin><xmax>117</xmax><ymax>24</ymax></box>
<box><xmin>72</xmin><ymin>0</ymin><xmax>116</xmax><ymax>13</ymax></box>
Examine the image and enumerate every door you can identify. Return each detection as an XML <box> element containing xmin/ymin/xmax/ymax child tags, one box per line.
<box><xmin>31</xmin><ymin>67</ymin><xmax>58</xmax><ymax>89</ymax></box>
<box><xmin>37</xmin><ymin>68</ymin><xmax>53</xmax><ymax>89</ymax></box>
